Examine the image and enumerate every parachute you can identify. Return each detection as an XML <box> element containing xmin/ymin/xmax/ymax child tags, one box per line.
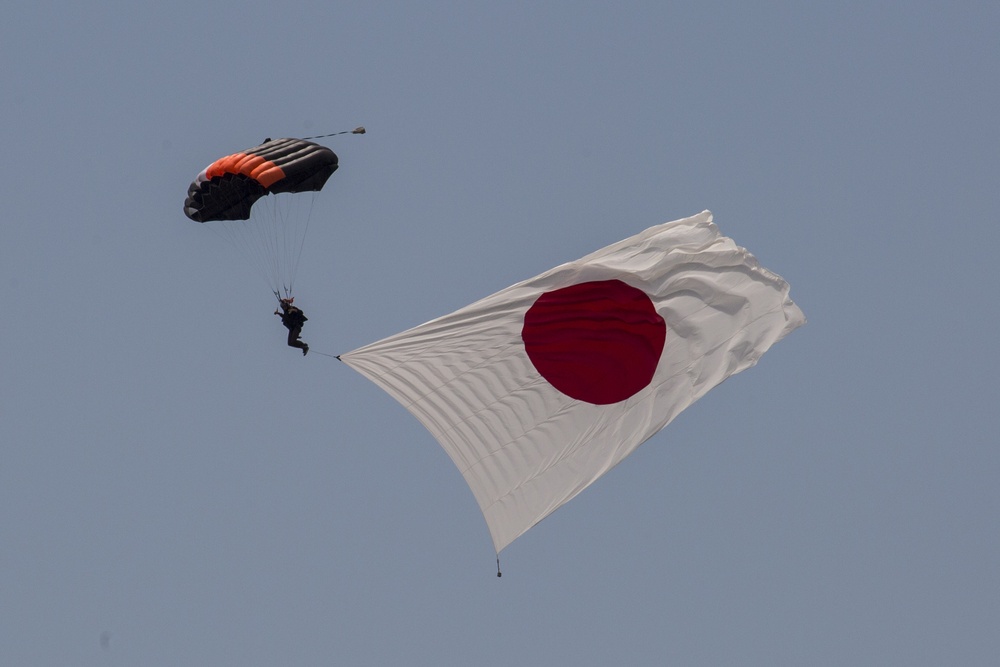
<box><xmin>184</xmin><ymin>137</ymin><xmax>340</xmax><ymax>298</ymax></box>
<box><xmin>184</xmin><ymin>138</ymin><xmax>338</xmax><ymax>222</ymax></box>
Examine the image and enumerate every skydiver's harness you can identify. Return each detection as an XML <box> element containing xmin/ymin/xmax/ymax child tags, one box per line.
<box><xmin>280</xmin><ymin>308</ymin><xmax>307</xmax><ymax>330</ymax></box>
<box><xmin>275</xmin><ymin>296</ymin><xmax>308</xmax><ymax>331</ymax></box>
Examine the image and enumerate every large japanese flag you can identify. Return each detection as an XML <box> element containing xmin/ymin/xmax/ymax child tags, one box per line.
<box><xmin>341</xmin><ymin>211</ymin><xmax>805</xmax><ymax>553</ymax></box>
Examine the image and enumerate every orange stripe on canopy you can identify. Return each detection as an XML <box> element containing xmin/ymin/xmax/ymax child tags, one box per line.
<box><xmin>205</xmin><ymin>153</ymin><xmax>245</xmax><ymax>180</ymax></box>
<box><xmin>234</xmin><ymin>153</ymin><xmax>266</xmax><ymax>173</ymax></box>
<box><xmin>204</xmin><ymin>151</ymin><xmax>286</xmax><ymax>189</ymax></box>
<box><xmin>252</xmin><ymin>165</ymin><xmax>286</xmax><ymax>188</ymax></box>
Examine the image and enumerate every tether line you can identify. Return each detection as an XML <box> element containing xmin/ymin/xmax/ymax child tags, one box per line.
<box><xmin>302</xmin><ymin>127</ymin><xmax>366</xmax><ymax>140</ymax></box>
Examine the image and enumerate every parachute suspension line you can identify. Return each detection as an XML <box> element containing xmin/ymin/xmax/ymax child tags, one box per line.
<box><xmin>202</xmin><ymin>195</ymin><xmax>308</xmax><ymax>301</ymax></box>
<box><xmin>251</xmin><ymin>192</ymin><xmax>308</xmax><ymax>300</ymax></box>
<box><xmin>270</xmin><ymin>194</ymin><xmax>290</xmax><ymax>296</ymax></box>
<box><xmin>221</xmin><ymin>194</ymin><xmax>279</xmax><ymax>295</ymax></box>
<box><xmin>258</xmin><ymin>199</ymin><xmax>275</xmax><ymax>290</ymax></box>
<box><xmin>301</xmin><ymin>126</ymin><xmax>366</xmax><ymax>141</ymax></box>
<box><xmin>272</xmin><ymin>284</ymin><xmax>295</xmax><ymax>302</ymax></box>
<box><xmin>205</xmin><ymin>222</ymin><xmax>279</xmax><ymax>298</ymax></box>
<box><xmin>265</xmin><ymin>194</ymin><xmax>288</xmax><ymax>295</ymax></box>
<box><xmin>285</xmin><ymin>192</ymin><xmax>317</xmax><ymax>298</ymax></box>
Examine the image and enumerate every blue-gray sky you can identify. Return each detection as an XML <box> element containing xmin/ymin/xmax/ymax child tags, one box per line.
<box><xmin>2</xmin><ymin>2</ymin><xmax>998</xmax><ymax>665</ymax></box>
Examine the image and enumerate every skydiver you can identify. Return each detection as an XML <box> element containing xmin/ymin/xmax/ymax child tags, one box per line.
<box><xmin>275</xmin><ymin>297</ymin><xmax>309</xmax><ymax>355</ymax></box>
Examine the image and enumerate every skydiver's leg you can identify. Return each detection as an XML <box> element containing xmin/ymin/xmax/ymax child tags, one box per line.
<box><xmin>287</xmin><ymin>326</ymin><xmax>307</xmax><ymax>354</ymax></box>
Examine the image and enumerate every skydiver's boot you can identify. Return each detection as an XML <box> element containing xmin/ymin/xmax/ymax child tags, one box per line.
<box><xmin>302</xmin><ymin>344</ymin><xmax>309</xmax><ymax>356</ymax></box>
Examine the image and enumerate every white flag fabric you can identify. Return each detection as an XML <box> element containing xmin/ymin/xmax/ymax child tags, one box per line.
<box><xmin>341</xmin><ymin>211</ymin><xmax>805</xmax><ymax>553</ymax></box>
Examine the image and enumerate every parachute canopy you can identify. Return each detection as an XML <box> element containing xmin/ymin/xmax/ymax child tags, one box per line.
<box><xmin>183</xmin><ymin>137</ymin><xmax>342</xmax><ymax>298</ymax></box>
<box><xmin>184</xmin><ymin>138</ymin><xmax>338</xmax><ymax>223</ymax></box>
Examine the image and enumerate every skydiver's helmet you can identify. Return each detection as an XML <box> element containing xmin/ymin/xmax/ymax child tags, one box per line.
<box><xmin>279</xmin><ymin>297</ymin><xmax>294</xmax><ymax>311</ymax></box>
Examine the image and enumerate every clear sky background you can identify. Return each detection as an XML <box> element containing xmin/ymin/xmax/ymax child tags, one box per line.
<box><xmin>2</xmin><ymin>2</ymin><xmax>998</xmax><ymax>665</ymax></box>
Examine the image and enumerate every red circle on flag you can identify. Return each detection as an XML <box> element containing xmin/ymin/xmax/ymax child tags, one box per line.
<box><xmin>521</xmin><ymin>279</ymin><xmax>666</xmax><ymax>405</ymax></box>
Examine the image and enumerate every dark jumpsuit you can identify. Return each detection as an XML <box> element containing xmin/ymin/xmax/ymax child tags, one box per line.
<box><xmin>279</xmin><ymin>304</ymin><xmax>308</xmax><ymax>353</ymax></box>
